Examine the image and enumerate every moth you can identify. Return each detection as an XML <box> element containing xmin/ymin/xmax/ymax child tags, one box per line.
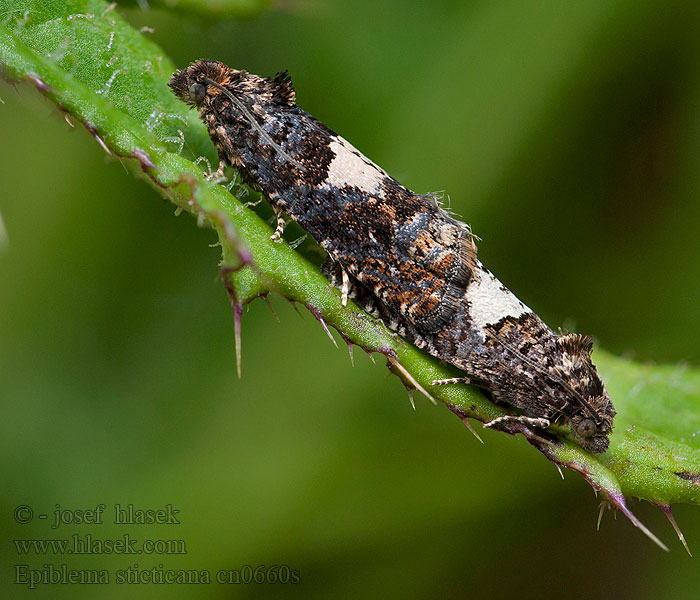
<box><xmin>169</xmin><ymin>60</ymin><xmax>616</xmax><ymax>453</ymax></box>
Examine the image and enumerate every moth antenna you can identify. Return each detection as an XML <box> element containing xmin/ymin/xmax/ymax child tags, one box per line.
<box><xmin>202</xmin><ymin>77</ymin><xmax>307</xmax><ymax>173</ymax></box>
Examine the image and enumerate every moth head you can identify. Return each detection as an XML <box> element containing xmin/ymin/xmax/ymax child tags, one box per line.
<box><xmin>555</xmin><ymin>333</ymin><xmax>615</xmax><ymax>453</ymax></box>
<box><xmin>168</xmin><ymin>60</ymin><xmax>297</xmax><ymax>110</ymax></box>
<box><xmin>168</xmin><ymin>60</ymin><xmax>227</xmax><ymax>108</ymax></box>
<box><xmin>188</xmin><ymin>82</ymin><xmax>207</xmax><ymax>104</ymax></box>
<box><xmin>570</xmin><ymin>400</ymin><xmax>614</xmax><ymax>453</ymax></box>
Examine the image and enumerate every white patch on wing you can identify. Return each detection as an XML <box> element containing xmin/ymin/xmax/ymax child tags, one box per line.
<box><xmin>326</xmin><ymin>137</ymin><xmax>387</xmax><ymax>194</ymax></box>
<box><xmin>468</xmin><ymin>263</ymin><xmax>529</xmax><ymax>333</ymax></box>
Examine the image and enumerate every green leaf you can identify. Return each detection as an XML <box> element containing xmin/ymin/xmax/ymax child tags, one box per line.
<box><xmin>2</xmin><ymin>0</ymin><xmax>698</xmax><ymax>551</ymax></box>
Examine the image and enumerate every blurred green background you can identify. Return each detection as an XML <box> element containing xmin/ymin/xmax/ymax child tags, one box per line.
<box><xmin>2</xmin><ymin>0</ymin><xmax>699</xmax><ymax>598</ymax></box>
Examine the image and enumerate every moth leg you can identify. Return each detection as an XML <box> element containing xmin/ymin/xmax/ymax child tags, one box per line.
<box><xmin>483</xmin><ymin>415</ymin><xmax>550</xmax><ymax>430</ymax></box>
<box><xmin>341</xmin><ymin>268</ymin><xmax>350</xmax><ymax>307</ymax></box>
<box><xmin>431</xmin><ymin>377</ymin><xmax>473</xmax><ymax>386</ymax></box>
<box><xmin>270</xmin><ymin>204</ymin><xmax>286</xmax><ymax>242</ymax></box>
<box><xmin>322</xmin><ymin>259</ymin><xmax>357</xmax><ymax>306</ymax></box>
<box><xmin>206</xmin><ymin>158</ymin><xmax>227</xmax><ymax>181</ymax></box>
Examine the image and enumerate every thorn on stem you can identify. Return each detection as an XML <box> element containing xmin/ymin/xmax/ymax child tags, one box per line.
<box><xmin>84</xmin><ymin>123</ymin><xmax>111</xmax><ymax>155</ymax></box>
<box><xmin>461</xmin><ymin>417</ymin><xmax>483</xmax><ymax>443</ymax></box>
<box><xmin>286</xmin><ymin>299</ymin><xmax>304</xmax><ymax>319</ymax></box>
<box><xmin>387</xmin><ymin>356</ymin><xmax>436</xmax><ymax>405</ymax></box>
<box><xmin>659</xmin><ymin>504</ymin><xmax>692</xmax><ymax>556</ymax></box>
<box><xmin>221</xmin><ymin>272</ymin><xmax>243</xmax><ymax>378</ymax></box>
<box><xmin>555</xmin><ymin>463</ymin><xmax>564</xmax><ymax>480</ymax></box>
<box><xmin>335</xmin><ymin>331</ymin><xmax>355</xmax><ymax>366</ymax></box>
<box><xmin>261</xmin><ymin>294</ymin><xmax>279</xmax><ymax>321</ymax></box>
<box><xmin>233</xmin><ymin>301</ymin><xmax>243</xmax><ymax>379</ymax></box>
<box><xmin>306</xmin><ymin>305</ymin><xmax>338</xmax><ymax>348</ymax></box>
<box><xmin>444</xmin><ymin>402</ymin><xmax>483</xmax><ymax>443</ymax></box>
<box><xmin>608</xmin><ymin>492</ymin><xmax>669</xmax><ymax>552</ymax></box>
<box><xmin>25</xmin><ymin>73</ymin><xmax>54</xmax><ymax>94</ymax></box>
<box><xmin>131</xmin><ymin>148</ymin><xmax>156</xmax><ymax>170</ymax></box>
<box><xmin>597</xmin><ymin>501</ymin><xmax>610</xmax><ymax>531</ymax></box>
